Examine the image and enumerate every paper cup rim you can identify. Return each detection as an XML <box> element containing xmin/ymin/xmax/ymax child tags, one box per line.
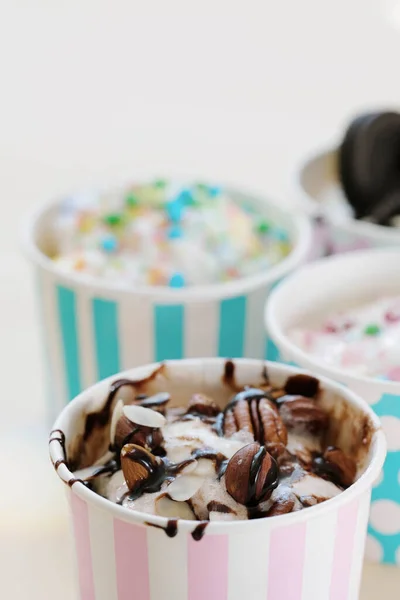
<box><xmin>49</xmin><ymin>358</ymin><xmax>386</xmax><ymax>535</ymax></box>
<box><xmin>294</xmin><ymin>145</ymin><xmax>400</xmax><ymax>243</ymax></box>
<box><xmin>266</xmin><ymin>247</ymin><xmax>400</xmax><ymax>390</ymax></box>
<box><xmin>21</xmin><ymin>185</ymin><xmax>312</xmax><ymax>302</ymax></box>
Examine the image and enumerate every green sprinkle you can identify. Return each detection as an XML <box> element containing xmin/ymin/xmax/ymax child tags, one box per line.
<box><xmin>364</xmin><ymin>324</ymin><xmax>380</xmax><ymax>336</ymax></box>
<box><xmin>153</xmin><ymin>179</ymin><xmax>167</xmax><ymax>189</ymax></box>
<box><xmin>126</xmin><ymin>193</ymin><xmax>139</xmax><ymax>208</ymax></box>
<box><xmin>257</xmin><ymin>219</ymin><xmax>271</xmax><ymax>234</ymax></box>
<box><xmin>103</xmin><ymin>213</ymin><xmax>124</xmax><ymax>226</ymax></box>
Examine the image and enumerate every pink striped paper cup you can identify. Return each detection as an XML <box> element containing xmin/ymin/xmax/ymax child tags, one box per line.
<box><xmin>49</xmin><ymin>358</ymin><xmax>385</xmax><ymax>600</ymax></box>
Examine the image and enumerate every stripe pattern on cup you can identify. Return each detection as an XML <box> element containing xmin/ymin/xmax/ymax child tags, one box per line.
<box><xmin>68</xmin><ymin>489</ymin><xmax>371</xmax><ymax>600</ymax></box>
<box><xmin>37</xmin><ymin>269</ymin><xmax>281</xmax><ymax>417</ymax></box>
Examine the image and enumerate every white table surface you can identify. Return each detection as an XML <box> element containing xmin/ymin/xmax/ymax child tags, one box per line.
<box><xmin>1</xmin><ymin>1</ymin><xmax>400</xmax><ymax>597</ymax></box>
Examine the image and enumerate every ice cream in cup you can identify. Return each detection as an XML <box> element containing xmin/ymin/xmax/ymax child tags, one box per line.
<box><xmin>49</xmin><ymin>357</ymin><xmax>385</xmax><ymax>600</ymax></box>
<box><xmin>23</xmin><ymin>179</ymin><xmax>311</xmax><ymax>419</ymax></box>
<box><xmin>295</xmin><ymin>112</ymin><xmax>400</xmax><ymax>256</ymax></box>
<box><xmin>265</xmin><ymin>248</ymin><xmax>400</xmax><ymax>564</ymax></box>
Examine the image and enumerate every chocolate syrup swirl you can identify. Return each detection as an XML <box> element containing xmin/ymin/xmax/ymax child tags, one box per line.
<box><xmin>248</xmin><ymin>446</ymin><xmax>279</xmax><ymax>506</ymax></box>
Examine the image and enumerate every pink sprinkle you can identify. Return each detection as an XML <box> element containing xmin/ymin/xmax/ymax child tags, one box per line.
<box><xmin>387</xmin><ymin>366</ymin><xmax>400</xmax><ymax>381</ymax></box>
<box><xmin>385</xmin><ymin>310</ymin><xmax>400</xmax><ymax>324</ymax></box>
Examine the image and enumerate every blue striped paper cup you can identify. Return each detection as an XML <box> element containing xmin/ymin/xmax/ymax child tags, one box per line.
<box><xmin>23</xmin><ymin>188</ymin><xmax>312</xmax><ymax>419</ymax></box>
<box><xmin>265</xmin><ymin>248</ymin><xmax>400</xmax><ymax>565</ymax></box>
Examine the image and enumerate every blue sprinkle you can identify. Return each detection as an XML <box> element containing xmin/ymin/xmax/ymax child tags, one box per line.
<box><xmin>169</xmin><ymin>273</ymin><xmax>185</xmax><ymax>288</ymax></box>
<box><xmin>166</xmin><ymin>200</ymin><xmax>184</xmax><ymax>223</ymax></box>
<box><xmin>377</xmin><ymin>375</ymin><xmax>390</xmax><ymax>381</ymax></box>
<box><xmin>271</xmin><ymin>228</ymin><xmax>289</xmax><ymax>242</ymax></box>
<box><xmin>167</xmin><ymin>225</ymin><xmax>183</xmax><ymax>239</ymax></box>
<box><xmin>208</xmin><ymin>185</ymin><xmax>221</xmax><ymax>197</ymax></box>
<box><xmin>176</xmin><ymin>189</ymin><xmax>194</xmax><ymax>205</ymax></box>
<box><xmin>101</xmin><ymin>235</ymin><xmax>118</xmax><ymax>253</ymax></box>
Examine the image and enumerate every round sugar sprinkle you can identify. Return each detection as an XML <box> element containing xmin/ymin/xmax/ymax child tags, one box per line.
<box><xmin>169</xmin><ymin>273</ymin><xmax>185</xmax><ymax>288</ymax></box>
<box><xmin>53</xmin><ymin>180</ymin><xmax>292</xmax><ymax>287</ymax></box>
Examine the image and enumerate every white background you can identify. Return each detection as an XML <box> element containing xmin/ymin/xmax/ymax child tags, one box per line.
<box><xmin>1</xmin><ymin>0</ymin><xmax>400</xmax><ymax>596</ymax></box>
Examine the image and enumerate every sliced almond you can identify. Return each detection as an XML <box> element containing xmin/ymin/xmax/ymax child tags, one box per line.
<box><xmin>194</xmin><ymin>458</ymin><xmax>216</xmax><ymax>478</ymax></box>
<box><xmin>110</xmin><ymin>399</ymin><xmax>124</xmax><ymax>445</ymax></box>
<box><xmin>167</xmin><ymin>474</ymin><xmax>205</xmax><ymax>502</ymax></box>
<box><xmin>179</xmin><ymin>460</ymin><xmax>198</xmax><ymax>476</ymax></box>
<box><xmin>155</xmin><ymin>495</ymin><xmax>196</xmax><ymax>520</ymax></box>
<box><xmin>123</xmin><ymin>404</ymin><xmax>166</xmax><ymax>428</ymax></box>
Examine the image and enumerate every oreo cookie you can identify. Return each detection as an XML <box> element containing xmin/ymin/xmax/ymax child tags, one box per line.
<box><xmin>338</xmin><ymin>111</ymin><xmax>400</xmax><ymax>224</ymax></box>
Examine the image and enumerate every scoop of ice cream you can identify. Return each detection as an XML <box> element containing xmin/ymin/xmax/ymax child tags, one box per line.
<box><xmin>52</xmin><ymin>180</ymin><xmax>292</xmax><ymax>287</ymax></box>
<box><xmin>74</xmin><ymin>377</ymin><xmax>358</xmax><ymax>523</ymax></box>
<box><xmin>289</xmin><ymin>295</ymin><xmax>400</xmax><ymax>381</ymax></box>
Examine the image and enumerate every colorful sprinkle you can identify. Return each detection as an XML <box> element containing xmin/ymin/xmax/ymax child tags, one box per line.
<box><xmin>256</xmin><ymin>219</ymin><xmax>271</xmax><ymax>234</ymax></box>
<box><xmin>126</xmin><ymin>193</ymin><xmax>139</xmax><ymax>208</ymax></box>
<box><xmin>103</xmin><ymin>213</ymin><xmax>123</xmax><ymax>226</ymax></box>
<box><xmin>167</xmin><ymin>225</ymin><xmax>183</xmax><ymax>239</ymax></box>
<box><xmin>169</xmin><ymin>273</ymin><xmax>185</xmax><ymax>288</ymax></box>
<box><xmin>101</xmin><ymin>235</ymin><xmax>118</xmax><ymax>253</ymax></box>
<box><xmin>166</xmin><ymin>200</ymin><xmax>184</xmax><ymax>223</ymax></box>
<box><xmin>364</xmin><ymin>324</ymin><xmax>380</xmax><ymax>336</ymax></box>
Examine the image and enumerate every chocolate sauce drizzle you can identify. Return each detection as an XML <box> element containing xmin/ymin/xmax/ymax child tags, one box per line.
<box><xmin>54</xmin><ymin>459</ymin><xmax>67</xmax><ymax>470</ymax></box>
<box><xmin>145</xmin><ymin>519</ymin><xmax>179</xmax><ymax>538</ymax></box>
<box><xmin>83</xmin><ymin>364</ymin><xmax>165</xmax><ymax>441</ymax></box>
<box><xmin>49</xmin><ymin>429</ymin><xmax>66</xmax><ymax>457</ymax></box>
<box><xmin>223</xmin><ymin>359</ymin><xmax>236</xmax><ymax>386</ymax></box>
<box><xmin>145</xmin><ymin>519</ymin><xmax>208</xmax><ymax>541</ymax></box>
<box><xmin>122</xmin><ymin>446</ymin><xmax>167</xmax><ymax>499</ymax></box>
<box><xmin>118</xmin><ymin>454</ymin><xmax>197</xmax><ymax>505</ymax></box>
<box><xmin>207</xmin><ymin>501</ymin><xmax>234</xmax><ymax>514</ymax></box>
<box><xmin>248</xmin><ymin>446</ymin><xmax>279</xmax><ymax>506</ymax></box>
<box><xmin>214</xmin><ymin>387</ymin><xmax>273</xmax><ymax>437</ymax></box>
<box><xmin>191</xmin><ymin>521</ymin><xmax>209</xmax><ymax>541</ymax></box>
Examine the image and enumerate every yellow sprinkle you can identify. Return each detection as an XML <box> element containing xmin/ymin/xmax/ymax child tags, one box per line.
<box><xmin>74</xmin><ymin>258</ymin><xmax>86</xmax><ymax>271</ymax></box>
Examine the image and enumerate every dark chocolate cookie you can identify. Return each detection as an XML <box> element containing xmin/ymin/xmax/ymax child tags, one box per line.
<box><xmin>338</xmin><ymin>111</ymin><xmax>400</xmax><ymax>223</ymax></box>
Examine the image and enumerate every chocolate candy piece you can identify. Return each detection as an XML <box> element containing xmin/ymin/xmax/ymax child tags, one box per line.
<box><xmin>225</xmin><ymin>443</ymin><xmax>279</xmax><ymax>506</ymax></box>
<box><xmin>339</xmin><ymin>111</ymin><xmax>400</xmax><ymax>222</ymax></box>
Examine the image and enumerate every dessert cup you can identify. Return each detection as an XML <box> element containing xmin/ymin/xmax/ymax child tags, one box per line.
<box><xmin>24</xmin><ymin>184</ymin><xmax>312</xmax><ymax>418</ymax></box>
<box><xmin>295</xmin><ymin>147</ymin><xmax>400</xmax><ymax>256</ymax></box>
<box><xmin>266</xmin><ymin>248</ymin><xmax>400</xmax><ymax>564</ymax></box>
<box><xmin>49</xmin><ymin>358</ymin><xmax>385</xmax><ymax>600</ymax></box>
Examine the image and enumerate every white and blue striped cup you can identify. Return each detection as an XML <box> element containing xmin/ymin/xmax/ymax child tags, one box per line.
<box><xmin>24</xmin><ymin>188</ymin><xmax>312</xmax><ymax>419</ymax></box>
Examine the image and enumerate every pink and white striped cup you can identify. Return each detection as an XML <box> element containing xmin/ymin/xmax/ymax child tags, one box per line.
<box><xmin>49</xmin><ymin>358</ymin><xmax>385</xmax><ymax>600</ymax></box>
